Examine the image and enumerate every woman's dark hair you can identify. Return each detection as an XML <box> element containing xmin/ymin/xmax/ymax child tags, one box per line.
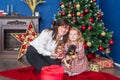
<box><xmin>49</xmin><ymin>18</ymin><xmax>70</xmax><ymax>42</ymax></box>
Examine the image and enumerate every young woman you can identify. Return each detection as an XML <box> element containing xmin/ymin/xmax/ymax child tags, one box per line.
<box><xmin>62</xmin><ymin>27</ymin><xmax>90</xmax><ymax>76</ymax></box>
<box><xmin>26</xmin><ymin>18</ymin><xmax>70</xmax><ymax>72</ymax></box>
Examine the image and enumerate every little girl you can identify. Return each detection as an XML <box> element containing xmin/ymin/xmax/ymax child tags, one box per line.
<box><xmin>62</xmin><ymin>27</ymin><xmax>90</xmax><ymax>76</ymax></box>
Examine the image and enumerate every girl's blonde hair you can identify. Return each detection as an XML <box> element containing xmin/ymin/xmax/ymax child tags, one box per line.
<box><xmin>67</xmin><ymin>27</ymin><xmax>84</xmax><ymax>43</ymax></box>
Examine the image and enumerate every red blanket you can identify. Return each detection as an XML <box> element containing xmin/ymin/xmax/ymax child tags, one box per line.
<box><xmin>0</xmin><ymin>66</ymin><xmax>120</xmax><ymax>80</ymax></box>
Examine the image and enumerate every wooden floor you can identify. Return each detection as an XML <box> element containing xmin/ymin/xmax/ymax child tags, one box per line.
<box><xmin>0</xmin><ymin>55</ymin><xmax>120</xmax><ymax>80</ymax></box>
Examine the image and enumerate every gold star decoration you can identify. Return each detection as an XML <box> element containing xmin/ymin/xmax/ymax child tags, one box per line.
<box><xmin>11</xmin><ymin>20</ymin><xmax>38</xmax><ymax>60</ymax></box>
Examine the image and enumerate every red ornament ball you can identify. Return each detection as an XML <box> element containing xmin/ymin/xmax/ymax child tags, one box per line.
<box><xmin>60</xmin><ymin>11</ymin><xmax>65</xmax><ymax>16</ymax></box>
<box><xmin>93</xmin><ymin>0</ymin><xmax>96</xmax><ymax>2</ymax></box>
<box><xmin>88</xmin><ymin>25</ymin><xmax>92</xmax><ymax>30</ymax></box>
<box><xmin>97</xmin><ymin>13</ymin><xmax>102</xmax><ymax>18</ymax></box>
<box><xmin>74</xmin><ymin>4</ymin><xmax>76</xmax><ymax>7</ymax></box>
<box><xmin>80</xmin><ymin>13</ymin><xmax>84</xmax><ymax>17</ymax></box>
<box><xmin>68</xmin><ymin>5</ymin><xmax>71</xmax><ymax>9</ymax></box>
<box><xmin>98</xmin><ymin>46</ymin><xmax>104</xmax><ymax>51</ymax></box>
<box><xmin>73</xmin><ymin>19</ymin><xmax>77</xmax><ymax>23</ymax></box>
<box><xmin>83</xmin><ymin>43</ymin><xmax>87</xmax><ymax>49</ymax></box>
<box><xmin>81</xmin><ymin>25</ymin><xmax>86</xmax><ymax>31</ymax></box>
<box><xmin>72</xmin><ymin>13</ymin><xmax>76</xmax><ymax>17</ymax></box>
<box><xmin>87</xmin><ymin>53</ymin><xmax>96</xmax><ymax>60</ymax></box>
<box><xmin>51</xmin><ymin>21</ymin><xmax>56</xmax><ymax>25</ymax></box>
<box><xmin>89</xmin><ymin>18</ymin><xmax>94</xmax><ymax>22</ymax></box>
<box><xmin>109</xmin><ymin>40</ymin><xmax>114</xmax><ymax>45</ymax></box>
<box><xmin>84</xmin><ymin>9</ymin><xmax>89</xmax><ymax>13</ymax></box>
<box><xmin>59</xmin><ymin>2</ymin><xmax>63</xmax><ymax>5</ymax></box>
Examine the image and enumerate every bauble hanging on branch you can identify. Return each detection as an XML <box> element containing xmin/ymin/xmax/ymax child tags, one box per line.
<box><xmin>81</xmin><ymin>25</ymin><xmax>86</xmax><ymax>31</ymax></box>
<box><xmin>88</xmin><ymin>25</ymin><xmax>93</xmax><ymax>30</ymax></box>
<box><xmin>105</xmin><ymin>47</ymin><xmax>111</xmax><ymax>54</ymax></box>
<box><xmin>83</xmin><ymin>43</ymin><xmax>87</xmax><ymax>49</ymax></box>
<box><xmin>51</xmin><ymin>21</ymin><xmax>56</xmax><ymax>25</ymax></box>
<box><xmin>87</xmin><ymin>41</ymin><xmax>92</xmax><ymax>47</ymax></box>
<box><xmin>101</xmin><ymin>31</ymin><xmax>106</xmax><ymax>36</ymax></box>
<box><xmin>84</xmin><ymin>9</ymin><xmax>89</xmax><ymax>13</ymax></box>
<box><xmin>109</xmin><ymin>40</ymin><xmax>114</xmax><ymax>45</ymax></box>
<box><xmin>97</xmin><ymin>13</ymin><xmax>102</xmax><ymax>19</ymax></box>
<box><xmin>98</xmin><ymin>46</ymin><xmax>104</xmax><ymax>51</ymax></box>
<box><xmin>89</xmin><ymin>17</ymin><xmax>94</xmax><ymax>22</ymax></box>
<box><xmin>80</xmin><ymin>13</ymin><xmax>84</xmax><ymax>17</ymax></box>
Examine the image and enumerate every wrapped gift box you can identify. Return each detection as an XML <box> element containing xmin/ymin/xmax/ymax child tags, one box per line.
<box><xmin>41</xmin><ymin>65</ymin><xmax>64</xmax><ymax>80</ymax></box>
<box><xmin>89</xmin><ymin>62</ymin><xmax>101</xmax><ymax>72</ymax></box>
<box><xmin>91</xmin><ymin>57</ymin><xmax>114</xmax><ymax>69</ymax></box>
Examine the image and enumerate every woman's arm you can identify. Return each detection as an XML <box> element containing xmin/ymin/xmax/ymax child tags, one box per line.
<box><xmin>30</xmin><ymin>29</ymin><xmax>54</xmax><ymax>56</ymax></box>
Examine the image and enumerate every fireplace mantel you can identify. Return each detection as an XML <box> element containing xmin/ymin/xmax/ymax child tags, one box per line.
<box><xmin>0</xmin><ymin>16</ymin><xmax>39</xmax><ymax>57</ymax></box>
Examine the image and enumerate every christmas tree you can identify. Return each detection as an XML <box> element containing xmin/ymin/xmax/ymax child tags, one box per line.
<box><xmin>52</xmin><ymin>0</ymin><xmax>114</xmax><ymax>59</ymax></box>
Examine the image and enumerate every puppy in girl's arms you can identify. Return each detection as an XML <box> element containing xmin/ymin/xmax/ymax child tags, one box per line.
<box><xmin>63</xmin><ymin>44</ymin><xmax>78</xmax><ymax>69</ymax></box>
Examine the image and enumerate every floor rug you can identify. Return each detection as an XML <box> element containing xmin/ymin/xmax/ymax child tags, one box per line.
<box><xmin>0</xmin><ymin>66</ymin><xmax>120</xmax><ymax>80</ymax></box>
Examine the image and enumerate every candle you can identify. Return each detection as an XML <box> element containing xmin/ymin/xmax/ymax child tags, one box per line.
<box><xmin>7</xmin><ymin>5</ymin><xmax>9</xmax><ymax>13</ymax></box>
<box><xmin>11</xmin><ymin>5</ymin><xmax>13</xmax><ymax>14</ymax></box>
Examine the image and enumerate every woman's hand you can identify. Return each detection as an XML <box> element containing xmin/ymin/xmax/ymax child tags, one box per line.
<box><xmin>51</xmin><ymin>53</ymin><xmax>59</xmax><ymax>58</ymax></box>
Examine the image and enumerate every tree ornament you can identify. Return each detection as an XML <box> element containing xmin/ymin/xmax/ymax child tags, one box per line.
<box><xmin>81</xmin><ymin>25</ymin><xmax>86</xmax><ymax>31</ymax></box>
<box><xmin>87</xmin><ymin>53</ymin><xmax>95</xmax><ymax>60</ymax></box>
<box><xmin>73</xmin><ymin>19</ymin><xmax>77</xmax><ymax>23</ymax></box>
<box><xmin>68</xmin><ymin>14</ymin><xmax>72</xmax><ymax>17</ymax></box>
<box><xmin>68</xmin><ymin>5</ymin><xmax>71</xmax><ymax>9</ymax></box>
<box><xmin>60</xmin><ymin>11</ymin><xmax>65</xmax><ymax>16</ymax></box>
<box><xmin>61</xmin><ymin>4</ymin><xmax>65</xmax><ymax>8</ymax></box>
<box><xmin>98</xmin><ymin>46</ymin><xmax>104</xmax><ymax>51</ymax></box>
<box><xmin>105</xmin><ymin>47</ymin><xmax>110</xmax><ymax>54</ymax></box>
<box><xmin>90</xmin><ymin>0</ymin><xmax>93</xmax><ymax>3</ymax></box>
<box><xmin>101</xmin><ymin>31</ymin><xmax>106</xmax><ymax>36</ymax></box>
<box><xmin>80</xmin><ymin>13</ymin><xmax>84</xmax><ymax>17</ymax></box>
<box><xmin>109</xmin><ymin>40</ymin><xmax>114</xmax><ymax>45</ymax></box>
<box><xmin>83</xmin><ymin>43</ymin><xmax>87</xmax><ymax>49</ymax></box>
<box><xmin>89</xmin><ymin>18</ymin><xmax>94</xmax><ymax>22</ymax></box>
<box><xmin>97</xmin><ymin>13</ymin><xmax>102</xmax><ymax>18</ymax></box>
<box><xmin>76</xmin><ymin>12</ymin><xmax>81</xmax><ymax>16</ymax></box>
<box><xmin>51</xmin><ymin>21</ymin><xmax>56</xmax><ymax>25</ymax></box>
<box><xmin>74</xmin><ymin>4</ymin><xmax>76</xmax><ymax>7</ymax></box>
<box><xmin>76</xmin><ymin>4</ymin><xmax>80</xmax><ymax>8</ymax></box>
<box><xmin>93</xmin><ymin>0</ymin><xmax>96</xmax><ymax>2</ymax></box>
<box><xmin>87</xmin><ymin>41</ymin><xmax>92</xmax><ymax>47</ymax></box>
<box><xmin>59</xmin><ymin>2</ymin><xmax>63</xmax><ymax>6</ymax></box>
<box><xmin>84</xmin><ymin>9</ymin><xmax>89</xmax><ymax>13</ymax></box>
<box><xmin>72</xmin><ymin>13</ymin><xmax>76</xmax><ymax>17</ymax></box>
<box><xmin>88</xmin><ymin>25</ymin><xmax>93</xmax><ymax>30</ymax></box>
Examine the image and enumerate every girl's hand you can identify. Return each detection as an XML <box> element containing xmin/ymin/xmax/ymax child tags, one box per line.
<box><xmin>66</xmin><ymin>64</ymin><xmax>71</xmax><ymax>69</ymax></box>
<box><xmin>57</xmin><ymin>54</ymin><xmax>64</xmax><ymax>59</ymax></box>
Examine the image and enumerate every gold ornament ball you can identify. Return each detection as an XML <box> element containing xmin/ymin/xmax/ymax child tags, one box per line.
<box><xmin>90</xmin><ymin>0</ymin><xmax>93</xmax><ymax>3</ymax></box>
<box><xmin>105</xmin><ymin>48</ymin><xmax>110</xmax><ymax>54</ymax></box>
<box><xmin>87</xmin><ymin>42</ymin><xmax>92</xmax><ymax>47</ymax></box>
<box><xmin>76</xmin><ymin>12</ymin><xmax>81</xmax><ymax>16</ymax></box>
<box><xmin>61</xmin><ymin>4</ymin><xmax>65</xmax><ymax>8</ymax></box>
<box><xmin>68</xmin><ymin>14</ymin><xmax>72</xmax><ymax>17</ymax></box>
<box><xmin>101</xmin><ymin>31</ymin><xmax>106</xmax><ymax>36</ymax></box>
<box><xmin>76</xmin><ymin>4</ymin><xmax>80</xmax><ymax>8</ymax></box>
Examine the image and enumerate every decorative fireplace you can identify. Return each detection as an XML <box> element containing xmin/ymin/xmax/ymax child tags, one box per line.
<box><xmin>0</xmin><ymin>16</ymin><xmax>39</xmax><ymax>57</ymax></box>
